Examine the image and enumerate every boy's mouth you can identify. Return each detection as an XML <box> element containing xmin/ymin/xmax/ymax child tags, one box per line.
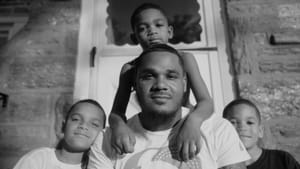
<box><xmin>149</xmin><ymin>38</ymin><xmax>162</xmax><ymax>44</ymax></box>
<box><xmin>74</xmin><ymin>132</ymin><xmax>89</xmax><ymax>138</ymax></box>
<box><xmin>239</xmin><ymin>134</ymin><xmax>251</xmax><ymax>139</ymax></box>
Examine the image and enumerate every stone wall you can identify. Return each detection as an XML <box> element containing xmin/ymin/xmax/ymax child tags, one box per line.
<box><xmin>226</xmin><ymin>0</ymin><xmax>300</xmax><ymax>162</ymax></box>
<box><xmin>0</xmin><ymin>0</ymin><xmax>80</xmax><ymax>168</ymax></box>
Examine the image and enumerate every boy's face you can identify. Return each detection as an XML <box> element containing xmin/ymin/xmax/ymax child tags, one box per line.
<box><xmin>135</xmin><ymin>51</ymin><xmax>186</xmax><ymax>118</ymax></box>
<box><xmin>133</xmin><ymin>8</ymin><xmax>173</xmax><ymax>49</ymax></box>
<box><xmin>225</xmin><ymin>104</ymin><xmax>263</xmax><ymax>150</ymax></box>
<box><xmin>63</xmin><ymin>102</ymin><xmax>104</xmax><ymax>152</ymax></box>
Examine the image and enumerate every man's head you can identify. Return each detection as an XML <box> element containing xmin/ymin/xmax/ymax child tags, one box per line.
<box><xmin>134</xmin><ymin>44</ymin><xmax>186</xmax><ymax>121</ymax></box>
<box><xmin>130</xmin><ymin>3</ymin><xmax>173</xmax><ymax>49</ymax></box>
<box><xmin>223</xmin><ymin>99</ymin><xmax>263</xmax><ymax>150</ymax></box>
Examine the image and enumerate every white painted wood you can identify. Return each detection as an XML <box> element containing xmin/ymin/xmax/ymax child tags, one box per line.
<box><xmin>74</xmin><ymin>0</ymin><xmax>94</xmax><ymax>101</ymax></box>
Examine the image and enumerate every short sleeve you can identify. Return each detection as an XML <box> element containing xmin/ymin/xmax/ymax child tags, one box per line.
<box><xmin>13</xmin><ymin>155</ymin><xmax>38</xmax><ymax>169</ymax></box>
<box><xmin>283</xmin><ymin>151</ymin><xmax>300</xmax><ymax>169</ymax></box>
<box><xmin>215</xmin><ymin>119</ymin><xmax>250</xmax><ymax>168</ymax></box>
<box><xmin>12</xmin><ymin>148</ymin><xmax>50</xmax><ymax>169</ymax></box>
<box><xmin>88</xmin><ymin>131</ymin><xmax>114</xmax><ymax>169</ymax></box>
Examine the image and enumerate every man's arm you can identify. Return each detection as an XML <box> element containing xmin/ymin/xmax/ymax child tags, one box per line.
<box><xmin>219</xmin><ymin>162</ymin><xmax>247</xmax><ymax>169</ymax></box>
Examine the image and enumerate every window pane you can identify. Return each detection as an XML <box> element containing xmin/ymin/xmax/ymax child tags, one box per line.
<box><xmin>106</xmin><ymin>0</ymin><xmax>201</xmax><ymax>46</ymax></box>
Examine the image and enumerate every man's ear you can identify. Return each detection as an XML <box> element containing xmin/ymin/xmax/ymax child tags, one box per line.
<box><xmin>130</xmin><ymin>33</ymin><xmax>138</xmax><ymax>44</ymax></box>
<box><xmin>168</xmin><ymin>25</ymin><xmax>174</xmax><ymax>39</ymax></box>
<box><xmin>258</xmin><ymin>124</ymin><xmax>264</xmax><ymax>138</ymax></box>
<box><xmin>183</xmin><ymin>73</ymin><xmax>187</xmax><ymax>93</ymax></box>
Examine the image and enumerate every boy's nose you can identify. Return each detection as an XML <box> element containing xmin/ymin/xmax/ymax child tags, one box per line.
<box><xmin>148</xmin><ymin>26</ymin><xmax>157</xmax><ymax>34</ymax></box>
<box><xmin>78</xmin><ymin>122</ymin><xmax>88</xmax><ymax>130</ymax></box>
<box><xmin>237</xmin><ymin>122</ymin><xmax>247</xmax><ymax>131</ymax></box>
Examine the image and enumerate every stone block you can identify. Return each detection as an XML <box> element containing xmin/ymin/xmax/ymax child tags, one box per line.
<box><xmin>239</xmin><ymin>79</ymin><xmax>300</xmax><ymax>120</ymax></box>
<box><xmin>0</xmin><ymin>93</ymin><xmax>51</xmax><ymax>123</ymax></box>
<box><xmin>228</xmin><ymin>3</ymin><xmax>276</xmax><ymax>17</ymax></box>
<box><xmin>278</xmin><ymin>3</ymin><xmax>300</xmax><ymax>17</ymax></box>
<box><xmin>259</xmin><ymin>59</ymin><xmax>300</xmax><ymax>73</ymax></box>
<box><xmin>229</xmin><ymin>16</ymin><xmax>279</xmax><ymax>33</ymax></box>
<box><xmin>7</xmin><ymin>56</ymin><xmax>75</xmax><ymax>89</ymax></box>
<box><xmin>279</xmin><ymin>17</ymin><xmax>300</xmax><ymax>29</ymax></box>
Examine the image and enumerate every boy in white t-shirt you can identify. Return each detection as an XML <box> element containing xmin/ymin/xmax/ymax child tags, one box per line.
<box><xmin>13</xmin><ymin>99</ymin><xmax>106</xmax><ymax>169</ymax></box>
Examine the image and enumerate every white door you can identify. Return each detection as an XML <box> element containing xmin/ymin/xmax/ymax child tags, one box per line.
<box><xmin>74</xmin><ymin>0</ymin><xmax>234</xmax><ymax>118</ymax></box>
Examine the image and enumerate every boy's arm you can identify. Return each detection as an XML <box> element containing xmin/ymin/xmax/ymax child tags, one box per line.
<box><xmin>171</xmin><ymin>51</ymin><xmax>214</xmax><ymax>161</ymax></box>
<box><xmin>109</xmin><ymin>63</ymin><xmax>136</xmax><ymax>154</ymax></box>
<box><xmin>182</xmin><ymin>51</ymin><xmax>214</xmax><ymax>123</ymax></box>
<box><xmin>88</xmin><ymin>131</ymin><xmax>114</xmax><ymax>169</ymax></box>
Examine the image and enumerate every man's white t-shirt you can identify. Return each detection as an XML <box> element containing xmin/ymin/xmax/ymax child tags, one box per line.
<box><xmin>13</xmin><ymin>147</ymin><xmax>81</xmax><ymax>169</ymax></box>
<box><xmin>89</xmin><ymin>111</ymin><xmax>250</xmax><ymax>169</ymax></box>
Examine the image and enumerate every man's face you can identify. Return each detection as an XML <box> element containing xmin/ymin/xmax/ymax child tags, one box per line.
<box><xmin>135</xmin><ymin>51</ymin><xmax>186</xmax><ymax>117</ymax></box>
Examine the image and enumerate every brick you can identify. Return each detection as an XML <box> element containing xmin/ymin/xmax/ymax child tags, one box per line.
<box><xmin>7</xmin><ymin>57</ymin><xmax>75</xmax><ymax>89</ymax></box>
<box><xmin>0</xmin><ymin>93</ymin><xmax>52</xmax><ymax>123</ymax></box>
<box><xmin>278</xmin><ymin>3</ymin><xmax>300</xmax><ymax>17</ymax></box>
<box><xmin>229</xmin><ymin>16</ymin><xmax>279</xmax><ymax>33</ymax></box>
<box><xmin>228</xmin><ymin>3</ymin><xmax>277</xmax><ymax>17</ymax></box>
<box><xmin>279</xmin><ymin>17</ymin><xmax>300</xmax><ymax>29</ymax></box>
<box><xmin>239</xmin><ymin>79</ymin><xmax>300</xmax><ymax>119</ymax></box>
<box><xmin>259</xmin><ymin>60</ymin><xmax>300</xmax><ymax>73</ymax></box>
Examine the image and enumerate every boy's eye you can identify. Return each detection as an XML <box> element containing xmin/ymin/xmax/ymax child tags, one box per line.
<box><xmin>91</xmin><ymin>123</ymin><xmax>100</xmax><ymax>128</ymax></box>
<box><xmin>71</xmin><ymin>117</ymin><xmax>80</xmax><ymax>121</ymax></box>
<box><xmin>247</xmin><ymin>121</ymin><xmax>255</xmax><ymax>125</ymax></box>
<box><xmin>156</xmin><ymin>23</ymin><xmax>164</xmax><ymax>27</ymax></box>
<box><xmin>136</xmin><ymin>25</ymin><xmax>147</xmax><ymax>32</ymax></box>
<box><xmin>229</xmin><ymin>119</ymin><xmax>237</xmax><ymax>125</ymax></box>
<box><xmin>90</xmin><ymin>121</ymin><xmax>101</xmax><ymax>128</ymax></box>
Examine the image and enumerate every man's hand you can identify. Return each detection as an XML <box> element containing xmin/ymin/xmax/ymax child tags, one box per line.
<box><xmin>110</xmin><ymin>121</ymin><xmax>136</xmax><ymax>155</ymax></box>
<box><xmin>170</xmin><ymin>114</ymin><xmax>202</xmax><ymax>161</ymax></box>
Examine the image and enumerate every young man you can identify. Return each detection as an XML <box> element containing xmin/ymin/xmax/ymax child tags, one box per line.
<box><xmin>89</xmin><ymin>44</ymin><xmax>250</xmax><ymax>169</ymax></box>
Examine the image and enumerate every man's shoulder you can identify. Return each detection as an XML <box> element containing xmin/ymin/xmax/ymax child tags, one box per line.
<box><xmin>201</xmin><ymin>114</ymin><xmax>232</xmax><ymax>132</ymax></box>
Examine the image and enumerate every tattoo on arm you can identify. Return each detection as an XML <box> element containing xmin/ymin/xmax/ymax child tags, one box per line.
<box><xmin>219</xmin><ymin>162</ymin><xmax>247</xmax><ymax>169</ymax></box>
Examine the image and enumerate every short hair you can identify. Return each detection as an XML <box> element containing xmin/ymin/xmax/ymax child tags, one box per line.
<box><xmin>65</xmin><ymin>99</ymin><xmax>106</xmax><ymax>128</ymax></box>
<box><xmin>223</xmin><ymin>98</ymin><xmax>261</xmax><ymax>123</ymax></box>
<box><xmin>130</xmin><ymin>3</ymin><xmax>168</xmax><ymax>30</ymax></box>
<box><xmin>134</xmin><ymin>44</ymin><xmax>185</xmax><ymax>72</ymax></box>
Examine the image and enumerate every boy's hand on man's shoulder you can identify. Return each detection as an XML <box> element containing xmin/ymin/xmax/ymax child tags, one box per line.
<box><xmin>110</xmin><ymin>121</ymin><xmax>136</xmax><ymax>155</ymax></box>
